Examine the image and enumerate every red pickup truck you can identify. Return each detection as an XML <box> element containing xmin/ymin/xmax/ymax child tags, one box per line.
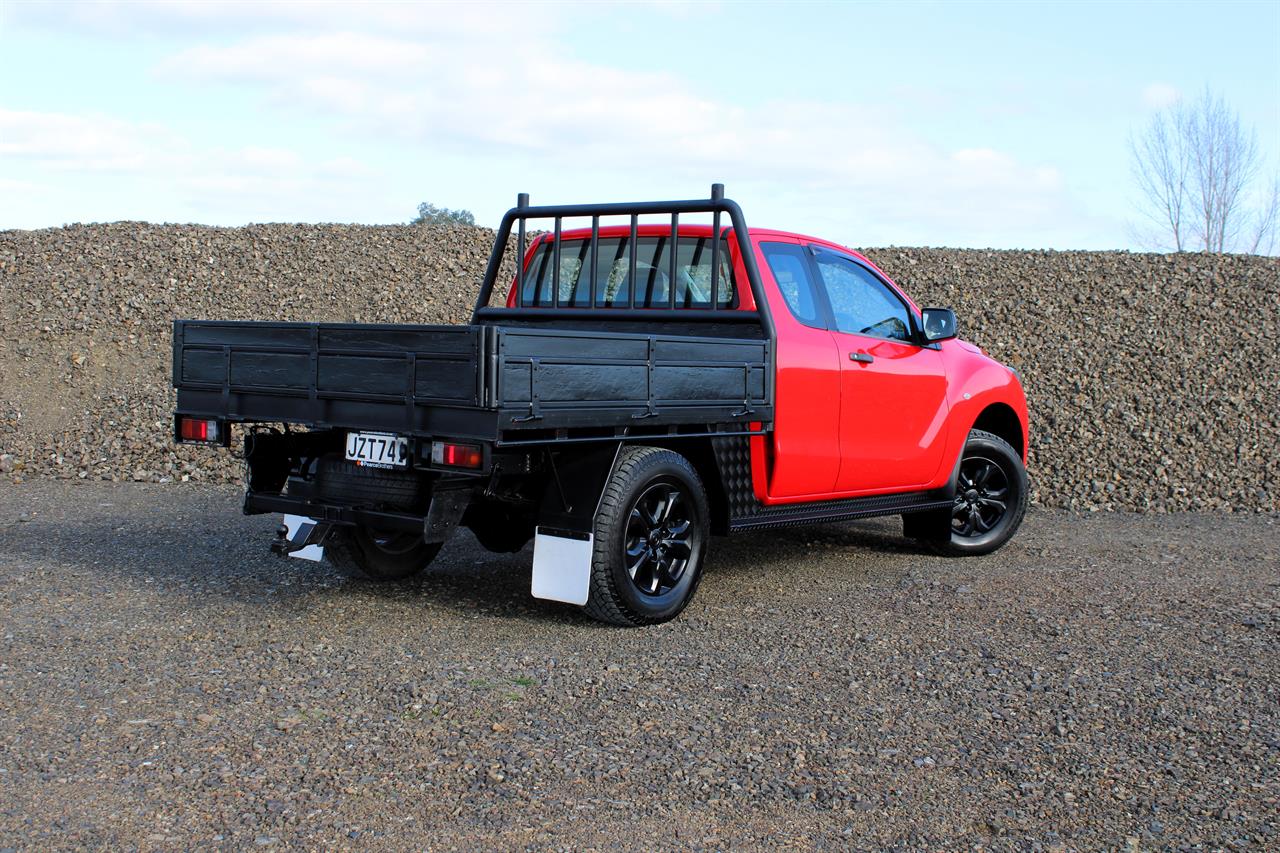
<box><xmin>173</xmin><ymin>186</ymin><xmax>1028</xmax><ymax>626</ymax></box>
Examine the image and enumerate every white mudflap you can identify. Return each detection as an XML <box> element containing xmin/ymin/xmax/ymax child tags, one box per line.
<box><xmin>531</xmin><ymin>527</ymin><xmax>593</xmax><ymax>605</ymax></box>
<box><xmin>282</xmin><ymin>514</ymin><xmax>326</xmax><ymax>562</ymax></box>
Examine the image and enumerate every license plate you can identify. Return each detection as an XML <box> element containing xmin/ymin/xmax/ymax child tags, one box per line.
<box><xmin>345</xmin><ymin>431</ymin><xmax>408</xmax><ymax>469</ymax></box>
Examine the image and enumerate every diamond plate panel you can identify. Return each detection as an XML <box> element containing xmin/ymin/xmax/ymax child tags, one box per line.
<box><xmin>711</xmin><ymin>436</ymin><xmax>951</xmax><ymax>530</ymax></box>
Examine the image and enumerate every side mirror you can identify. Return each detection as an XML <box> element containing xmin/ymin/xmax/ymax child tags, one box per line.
<box><xmin>921</xmin><ymin>307</ymin><xmax>957</xmax><ymax>342</ymax></box>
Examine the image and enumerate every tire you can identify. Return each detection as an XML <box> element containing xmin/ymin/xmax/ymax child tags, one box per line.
<box><xmin>325</xmin><ymin>524</ymin><xmax>442</xmax><ymax>581</ymax></box>
<box><xmin>463</xmin><ymin>501</ymin><xmax>536</xmax><ymax>553</ymax></box>
<box><xmin>583</xmin><ymin>446</ymin><xmax>710</xmax><ymax>627</ymax></box>
<box><xmin>313</xmin><ymin>455</ymin><xmax>424</xmax><ymax>512</ymax></box>
<box><xmin>904</xmin><ymin>429</ymin><xmax>1028</xmax><ymax>557</ymax></box>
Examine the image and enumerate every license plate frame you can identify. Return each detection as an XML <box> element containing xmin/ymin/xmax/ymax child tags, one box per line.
<box><xmin>344</xmin><ymin>431</ymin><xmax>409</xmax><ymax>470</ymax></box>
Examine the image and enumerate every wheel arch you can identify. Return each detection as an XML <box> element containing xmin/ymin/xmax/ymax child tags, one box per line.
<box><xmin>530</xmin><ymin>437</ymin><xmax>733</xmax><ymax>537</ymax></box>
<box><xmin>626</xmin><ymin>437</ymin><xmax>730</xmax><ymax>536</ymax></box>
<box><xmin>970</xmin><ymin>402</ymin><xmax>1026</xmax><ymax>460</ymax></box>
<box><xmin>937</xmin><ymin>393</ymin><xmax>1029</xmax><ymax>497</ymax></box>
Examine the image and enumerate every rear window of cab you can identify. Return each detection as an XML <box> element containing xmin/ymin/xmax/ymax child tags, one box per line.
<box><xmin>518</xmin><ymin>235</ymin><xmax>735</xmax><ymax>308</ymax></box>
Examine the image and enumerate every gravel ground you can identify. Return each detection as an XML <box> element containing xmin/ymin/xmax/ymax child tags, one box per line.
<box><xmin>0</xmin><ymin>482</ymin><xmax>1276</xmax><ymax>850</ymax></box>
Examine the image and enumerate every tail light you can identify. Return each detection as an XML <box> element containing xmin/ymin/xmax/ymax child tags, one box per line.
<box><xmin>176</xmin><ymin>415</ymin><xmax>223</xmax><ymax>444</ymax></box>
<box><xmin>431</xmin><ymin>440</ymin><xmax>483</xmax><ymax>470</ymax></box>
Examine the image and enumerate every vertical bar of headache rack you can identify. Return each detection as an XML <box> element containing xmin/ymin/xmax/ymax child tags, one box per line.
<box><xmin>669</xmin><ymin>213</ymin><xmax>678</xmax><ymax>309</ymax></box>
<box><xmin>590</xmin><ymin>215</ymin><xmax>599</xmax><ymax>309</ymax></box>
<box><xmin>689</xmin><ymin>234</ymin><xmax>706</xmax><ymax>310</ymax></box>
<box><xmin>710</xmin><ymin>183</ymin><xmax>723</xmax><ymax>309</ymax></box>
<box><xmin>552</xmin><ymin>216</ymin><xmax>562</xmax><ymax>309</ymax></box>
<box><xmin>628</xmin><ymin>214</ymin><xmax>638</xmax><ymax>309</ymax></box>
<box><xmin>516</xmin><ymin>192</ymin><xmax>528</xmax><ymax>309</ymax></box>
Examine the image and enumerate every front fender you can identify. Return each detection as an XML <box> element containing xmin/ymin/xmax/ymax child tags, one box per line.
<box><xmin>931</xmin><ymin>341</ymin><xmax>1029</xmax><ymax>491</ymax></box>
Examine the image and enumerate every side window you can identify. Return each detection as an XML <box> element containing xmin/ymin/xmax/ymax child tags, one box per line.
<box><xmin>761</xmin><ymin>242</ymin><xmax>824</xmax><ymax>329</ymax></box>
<box><xmin>813</xmin><ymin>254</ymin><xmax>912</xmax><ymax>342</ymax></box>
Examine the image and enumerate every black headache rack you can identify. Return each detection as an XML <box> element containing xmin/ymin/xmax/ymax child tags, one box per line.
<box><xmin>172</xmin><ymin>185</ymin><xmax>775</xmax><ymax>445</ymax></box>
<box><xmin>470</xmin><ymin>183</ymin><xmax>777</xmax><ymax>438</ymax></box>
<box><xmin>474</xmin><ymin>183</ymin><xmax>775</xmax><ymax>329</ymax></box>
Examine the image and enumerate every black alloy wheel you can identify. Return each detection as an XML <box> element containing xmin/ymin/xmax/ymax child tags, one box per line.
<box><xmin>952</xmin><ymin>455</ymin><xmax>1011</xmax><ymax>538</ymax></box>
<box><xmin>623</xmin><ymin>481</ymin><xmax>696</xmax><ymax>596</ymax></box>
<box><xmin>584</xmin><ymin>445</ymin><xmax>710</xmax><ymax>627</ymax></box>
<box><xmin>902</xmin><ymin>428</ymin><xmax>1028</xmax><ymax>557</ymax></box>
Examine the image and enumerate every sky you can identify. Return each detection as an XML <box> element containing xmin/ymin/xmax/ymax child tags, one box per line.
<box><xmin>1</xmin><ymin>0</ymin><xmax>1277</xmax><ymax>250</ymax></box>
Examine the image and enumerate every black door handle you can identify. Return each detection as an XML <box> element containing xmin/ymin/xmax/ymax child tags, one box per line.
<box><xmin>849</xmin><ymin>352</ymin><xmax>874</xmax><ymax>364</ymax></box>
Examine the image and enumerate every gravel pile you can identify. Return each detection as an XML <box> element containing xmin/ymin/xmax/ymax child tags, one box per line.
<box><xmin>860</xmin><ymin>248</ymin><xmax>1279</xmax><ymax>512</ymax></box>
<box><xmin>1</xmin><ymin>483</ymin><xmax>1276</xmax><ymax>848</ymax></box>
<box><xmin>1</xmin><ymin>223</ymin><xmax>1276</xmax><ymax>511</ymax></box>
<box><xmin>0</xmin><ymin>223</ymin><xmax>497</xmax><ymax>489</ymax></box>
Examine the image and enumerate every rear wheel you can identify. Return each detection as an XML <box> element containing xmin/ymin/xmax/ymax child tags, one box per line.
<box><xmin>325</xmin><ymin>524</ymin><xmax>441</xmax><ymax>581</ymax></box>
<box><xmin>584</xmin><ymin>446</ymin><xmax>709</xmax><ymax>627</ymax></box>
<box><xmin>904</xmin><ymin>429</ymin><xmax>1028</xmax><ymax>556</ymax></box>
<box><xmin>308</xmin><ymin>454</ymin><xmax>438</xmax><ymax>580</ymax></box>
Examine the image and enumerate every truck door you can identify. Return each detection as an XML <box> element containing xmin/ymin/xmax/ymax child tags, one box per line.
<box><xmin>808</xmin><ymin>249</ymin><xmax>950</xmax><ymax>493</ymax></box>
<box><xmin>757</xmin><ymin>239</ymin><xmax>842</xmax><ymax>498</ymax></box>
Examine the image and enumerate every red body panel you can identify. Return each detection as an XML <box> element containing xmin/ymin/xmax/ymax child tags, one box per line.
<box><xmin>505</xmin><ymin>225</ymin><xmax>1029</xmax><ymax>505</ymax></box>
<box><xmin>754</xmin><ymin>231</ymin><xmax>1026</xmax><ymax>503</ymax></box>
<box><xmin>746</xmin><ymin>235</ymin><xmax>842</xmax><ymax>498</ymax></box>
<box><xmin>831</xmin><ymin>332</ymin><xmax>950</xmax><ymax>493</ymax></box>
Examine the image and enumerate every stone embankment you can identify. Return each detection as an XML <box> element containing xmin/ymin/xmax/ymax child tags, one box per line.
<box><xmin>1</xmin><ymin>223</ymin><xmax>1275</xmax><ymax>511</ymax></box>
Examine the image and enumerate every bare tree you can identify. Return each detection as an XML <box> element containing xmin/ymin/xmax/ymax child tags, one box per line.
<box><xmin>1130</xmin><ymin>88</ymin><xmax>1274</xmax><ymax>254</ymax></box>
<box><xmin>1249</xmin><ymin>176</ymin><xmax>1279</xmax><ymax>255</ymax></box>
<box><xmin>1131</xmin><ymin>107</ymin><xmax>1190</xmax><ymax>251</ymax></box>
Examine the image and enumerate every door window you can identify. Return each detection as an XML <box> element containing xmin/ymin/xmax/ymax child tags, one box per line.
<box><xmin>761</xmin><ymin>242</ymin><xmax>824</xmax><ymax>329</ymax></box>
<box><xmin>813</xmin><ymin>253</ymin><xmax>912</xmax><ymax>342</ymax></box>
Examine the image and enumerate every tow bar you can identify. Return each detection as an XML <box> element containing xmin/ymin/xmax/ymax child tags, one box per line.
<box><xmin>271</xmin><ymin>515</ymin><xmax>330</xmax><ymax>561</ymax></box>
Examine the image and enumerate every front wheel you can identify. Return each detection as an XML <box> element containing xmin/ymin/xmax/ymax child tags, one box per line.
<box><xmin>583</xmin><ymin>446</ymin><xmax>710</xmax><ymax>627</ymax></box>
<box><xmin>325</xmin><ymin>525</ymin><xmax>442</xmax><ymax>581</ymax></box>
<box><xmin>904</xmin><ymin>429</ymin><xmax>1028</xmax><ymax>556</ymax></box>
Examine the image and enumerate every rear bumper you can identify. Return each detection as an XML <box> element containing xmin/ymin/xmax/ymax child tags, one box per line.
<box><xmin>243</xmin><ymin>491</ymin><xmax>422</xmax><ymax>533</ymax></box>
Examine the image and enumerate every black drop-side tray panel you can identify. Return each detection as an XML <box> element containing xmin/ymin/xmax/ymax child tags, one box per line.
<box><xmin>173</xmin><ymin>319</ymin><xmax>774</xmax><ymax>439</ymax></box>
<box><xmin>173</xmin><ymin>320</ymin><xmax>490</xmax><ymax>436</ymax></box>
<box><xmin>490</xmin><ymin>326</ymin><xmax>771</xmax><ymax>430</ymax></box>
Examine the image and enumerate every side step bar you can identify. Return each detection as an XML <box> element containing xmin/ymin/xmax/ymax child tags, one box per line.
<box><xmin>729</xmin><ymin>492</ymin><xmax>953</xmax><ymax>533</ymax></box>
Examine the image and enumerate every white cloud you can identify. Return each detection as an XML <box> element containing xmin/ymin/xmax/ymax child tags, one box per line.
<box><xmin>150</xmin><ymin>28</ymin><xmax>1070</xmax><ymax>241</ymax></box>
<box><xmin>9</xmin><ymin>0</ymin><xmax>558</xmax><ymax>39</ymax></box>
<box><xmin>4</xmin><ymin>0</ymin><xmax>1086</xmax><ymax>245</ymax></box>
<box><xmin>319</xmin><ymin>157</ymin><xmax>376</xmax><ymax>179</ymax></box>
<box><xmin>0</xmin><ymin>177</ymin><xmax>42</xmax><ymax>194</ymax></box>
<box><xmin>0</xmin><ymin>109</ymin><xmax>382</xmax><ymax>225</ymax></box>
<box><xmin>0</xmin><ymin>109</ymin><xmax>185</xmax><ymax>172</ymax></box>
<box><xmin>1142</xmin><ymin>83</ymin><xmax>1182</xmax><ymax>109</ymax></box>
<box><xmin>170</xmin><ymin>33</ymin><xmax>431</xmax><ymax>80</ymax></box>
